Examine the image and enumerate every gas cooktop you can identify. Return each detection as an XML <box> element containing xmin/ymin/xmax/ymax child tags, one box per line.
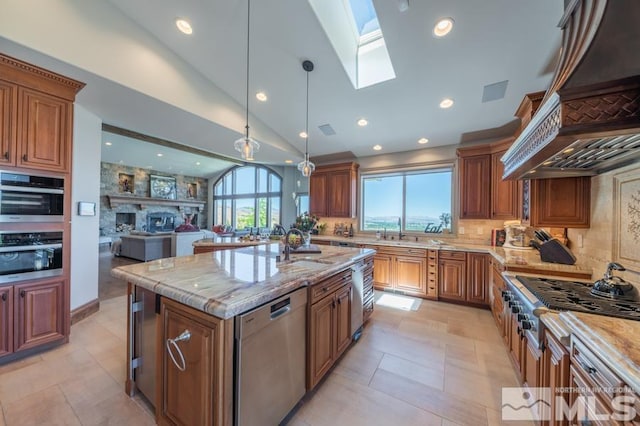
<box><xmin>516</xmin><ymin>276</ymin><xmax>640</xmax><ymax>321</ymax></box>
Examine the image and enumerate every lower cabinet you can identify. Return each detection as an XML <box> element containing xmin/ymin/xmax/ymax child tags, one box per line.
<box><xmin>308</xmin><ymin>282</ymin><xmax>352</xmax><ymax>390</ymax></box>
<box><xmin>438</xmin><ymin>251</ymin><xmax>490</xmax><ymax>306</ymax></box>
<box><xmin>543</xmin><ymin>330</ymin><xmax>570</xmax><ymax>426</ymax></box>
<box><xmin>158</xmin><ymin>297</ymin><xmax>230</xmax><ymax>426</ymax></box>
<box><xmin>370</xmin><ymin>246</ymin><xmax>427</xmax><ymax>297</ymax></box>
<box><xmin>509</xmin><ymin>312</ymin><xmax>525</xmax><ymax>382</ymax></box>
<box><xmin>0</xmin><ymin>279</ymin><xmax>65</xmax><ymax>359</ymax></box>
<box><xmin>489</xmin><ymin>259</ymin><xmax>508</xmax><ymax>343</ymax></box>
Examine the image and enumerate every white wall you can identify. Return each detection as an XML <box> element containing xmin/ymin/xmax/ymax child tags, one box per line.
<box><xmin>70</xmin><ymin>105</ymin><xmax>102</xmax><ymax>310</ymax></box>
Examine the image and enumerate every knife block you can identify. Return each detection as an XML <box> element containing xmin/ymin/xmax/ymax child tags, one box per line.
<box><xmin>538</xmin><ymin>239</ymin><xmax>576</xmax><ymax>265</ymax></box>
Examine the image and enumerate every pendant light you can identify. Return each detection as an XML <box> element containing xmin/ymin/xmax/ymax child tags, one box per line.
<box><xmin>233</xmin><ymin>0</ymin><xmax>260</xmax><ymax>161</ymax></box>
<box><xmin>298</xmin><ymin>60</ymin><xmax>315</xmax><ymax>177</ymax></box>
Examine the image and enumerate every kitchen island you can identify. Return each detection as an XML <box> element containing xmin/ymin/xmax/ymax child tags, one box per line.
<box><xmin>191</xmin><ymin>235</ymin><xmax>271</xmax><ymax>254</ymax></box>
<box><xmin>112</xmin><ymin>243</ymin><xmax>375</xmax><ymax>425</ymax></box>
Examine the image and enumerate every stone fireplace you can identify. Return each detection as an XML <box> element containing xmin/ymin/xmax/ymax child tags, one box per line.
<box><xmin>115</xmin><ymin>213</ymin><xmax>136</xmax><ymax>233</ymax></box>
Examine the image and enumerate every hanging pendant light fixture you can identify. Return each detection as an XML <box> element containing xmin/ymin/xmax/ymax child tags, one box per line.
<box><xmin>233</xmin><ymin>0</ymin><xmax>260</xmax><ymax>161</ymax></box>
<box><xmin>298</xmin><ymin>60</ymin><xmax>315</xmax><ymax>177</ymax></box>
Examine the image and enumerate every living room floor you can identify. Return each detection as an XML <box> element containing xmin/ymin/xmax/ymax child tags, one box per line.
<box><xmin>0</xmin><ymin>251</ymin><xmax>528</xmax><ymax>425</ymax></box>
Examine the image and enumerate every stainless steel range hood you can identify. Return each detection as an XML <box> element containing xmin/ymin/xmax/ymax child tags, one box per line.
<box><xmin>502</xmin><ymin>0</ymin><xmax>640</xmax><ymax>180</ymax></box>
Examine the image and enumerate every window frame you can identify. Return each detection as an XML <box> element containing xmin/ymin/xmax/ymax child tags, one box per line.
<box><xmin>213</xmin><ymin>165</ymin><xmax>282</xmax><ymax>229</ymax></box>
<box><xmin>359</xmin><ymin>164</ymin><xmax>454</xmax><ymax>235</ymax></box>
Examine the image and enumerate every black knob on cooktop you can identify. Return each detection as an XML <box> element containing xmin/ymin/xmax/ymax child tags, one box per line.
<box><xmin>511</xmin><ymin>305</ymin><xmax>522</xmax><ymax>314</ymax></box>
<box><xmin>521</xmin><ymin>320</ymin><xmax>533</xmax><ymax>330</ymax></box>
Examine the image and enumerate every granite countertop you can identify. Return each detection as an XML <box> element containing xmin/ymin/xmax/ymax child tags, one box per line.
<box><xmin>312</xmin><ymin>235</ymin><xmax>592</xmax><ymax>276</ymax></box>
<box><xmin>192</xmin><ymin>236</ymin><xmax>271</xmax><ymax>247</ymax></box>
<box><xmin>559</xmin><ymin>311</ymin><xmax>640</xmax><ymax>394</ymax></box>
<box><xmin>539</xmin><ymin>312</ymin><xmax>572</xmax><ymax>346</ymax></box>
<box><xmin>112</xmin><ymin>243</ymin><xmax>374</xmax><ymax>319</ymax></box>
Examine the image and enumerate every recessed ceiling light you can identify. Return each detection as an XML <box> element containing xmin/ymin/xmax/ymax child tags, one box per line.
<box><xmin>299</xmin><ymin>131</ymin><xmax>308</xmax><ymax>138</ymax></box>
<box><xmin>105</xmin><ymin>141</ymin><xmax>112</xmax><ymax>146</ymax></box>
<box><xmin>157</xmin><ymin>153</ymin><xmax>163</xmax><ymax>157</ymax></box>
<box><xmin>176</xmin><ymin>18</ymin><xmax>193</xmax><ymax>35</ymax></box>
<box><xmin>433</xmin><ymin>18</ymin><xmax>454</xmax><ymax>37</ymax></box>
<box><xmin>195</xmin><ymin>161</ymin><xmax>201</xmax><ymax>166</ymax></box>
<box><xmin>373</xmin><ymin>145</ymin><xmax>382</xmax><ymax>151</ymax></box>
<box><xmin>418</xmin><ymin>138</ymin><xmax>429</xmax><ymax>144</ymax></box>
<box><xmin>256</xmin><ymin>92</ymin><xmax>268</xmax><ymax>102</ymax></box>
<box><xmin>439</xmin><ymin>98</ymin><xmax>454</xmax><ymax>109</ymax></box>
<box><xmin>357</xmin><ymin>118</ymin><xmax>368</xmax><ymax>127</ymax></box>
<box><xmin>285</xmin><ymin>160</ymin><xmax>293</xmax><ymax>164</ymax></box>
<box><xmin>563</xmin><ymin>147</ymin><xmax>575</xmax><ymax>154</ymax></box>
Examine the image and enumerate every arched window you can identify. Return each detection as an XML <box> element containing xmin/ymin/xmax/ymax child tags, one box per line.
<box><xmin>213</xmin><ymin>165</ymin><xmax>282</xmax><ymax>229</ymax></box>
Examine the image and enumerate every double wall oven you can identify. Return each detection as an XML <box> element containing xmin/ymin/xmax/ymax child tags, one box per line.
<box><xmin>0</xmin><ymin>170</ymin><xmax>66</xmax><ymax>284</ymax></box>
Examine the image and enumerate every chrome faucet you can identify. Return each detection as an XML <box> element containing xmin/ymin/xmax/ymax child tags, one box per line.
<box><xmin>283</xmin><ymin>228</ymin><xmax>303</xmax><ymax>261</ymax></box>
<box><xmin>398</xmin><ymin>218</ymin><xmax>406</xmax><ymax>240</ymax></box>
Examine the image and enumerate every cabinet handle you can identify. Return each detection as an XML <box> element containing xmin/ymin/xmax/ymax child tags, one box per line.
<box><xmin>338</xmin><ymin>297</ymin><xmax>342</xmax><ymax>305</ymax></box>
<box><xmin>22</xmin><ymin>154</ymin><xmax>27</xmax><ymax>162</ymax></box>
<box><xmin>3</xmin><ymin>151</ymin><xmax>8</xmax><ymax>160</ymax></box>
<box><xmin>20</xmin><ymin>289</ymin><xmax>25</xmax><ymax>297</ymax></box>
<box><xmin>166</xmin><ymin>329</ymin><xmax>191</xmax><ymax>372</ymax></box>
<box><xmin>322</xmin><ymin>287</ymin><xmax>328</xmax><ymax>292</ymax></box>
<box><xmin>332</xmin><ymin>300</ymin><xmax>336</xmax><ymax>309</ymax></box>
<box><xmin>1</xmin><ymin>292</ymin><xmax>5</xmax><ymax>301</ymax></box>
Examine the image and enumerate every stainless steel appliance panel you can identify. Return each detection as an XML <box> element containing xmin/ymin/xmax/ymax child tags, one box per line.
<box><xmin>235</xmin><ymin>288</ymin><xmax>307</xmax><ymax>426</ymax></box>
<box><xmin>0</xmin><ymin>170</ymin><xmax>64</xmax><ymax>222</ymax></box>
<box><xmin>0</xmin><ymin>231</ymin><xmax>63</xmax><ymax>283</ymax></box>
<box><xmin>131</xmin><ymin>286</ymin><xmax>157</xmax><ymax>407</ymax></box>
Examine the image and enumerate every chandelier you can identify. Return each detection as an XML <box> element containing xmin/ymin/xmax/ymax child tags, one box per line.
<box><xmin>297</xmin><ymin>60</ymin><xmax>315</xmax><ymax>177</ymax></box>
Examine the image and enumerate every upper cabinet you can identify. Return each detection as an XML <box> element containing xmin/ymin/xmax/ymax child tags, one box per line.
<box><xmin>529</xmin><ymin>177</ymin><xmax>591</xmax><ymax>228</ymax></box>
<box><xmin>0</xmin><ymin>53</ymin><xmax>84</xmax><ymax>173</ymax></box>
<box><xmin>458</xmin><ymin>138</ymin><xmax>520</xmax><ymax>220</ymax></box>
<box><xmin>309</xmin><ymin>162</ymin><xmax>359</xmax><ymax>218</ymax></box>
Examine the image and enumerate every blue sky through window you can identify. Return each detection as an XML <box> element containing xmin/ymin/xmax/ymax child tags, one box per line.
<box><xmin>347</xmin><ymin>0</ymin><xmax>380</xmax><ymax>38</ymax></box>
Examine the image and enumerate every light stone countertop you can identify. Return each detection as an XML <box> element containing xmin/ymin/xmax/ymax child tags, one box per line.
<box><xmin>539</xmin><ymin>312</ymin><xmax>572</xmax><ymax>346</ymax></box>
<box><xmin>112</xmin><ymin>243</ymin><xmax>374</xmax><ymax>319</ymax></box>
<box><xmin>559</xmin><ymin>311</ymin><xmax>640</xmax><ymax>394</ymax></box>
<box><xmin>191</xmin><ymin>236</ymin><xmax>271</xmax><ymax>247</ymax></box>
<box><xmin>312</xmin><ymin>235</ymin><xmax>593</xmax><ymax>277</ymax></box>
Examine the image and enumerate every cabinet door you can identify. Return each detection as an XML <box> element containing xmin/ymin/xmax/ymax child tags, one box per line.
<box><xmin>0</xmin><ymin>286</ymin><xmax>13</xmax><ymax>357</ymax></box>
<box><xmin>545</xmin><ymin>331</ymin><xmax>570</xmax><ymax>426</ymax></box>
<box><xmin>18</xmin><ymin>87</ymin><xmax>70</xmax><ymax>172</ymax></box>
<box><xmin>460</xmin><ymin>154</ymin><xmax>491</xmax><ymax>219</ymax></box>
<box><xmin>334</xmin><ymin>285</ymin><xmax>352</xmax><ymax>358</ymax></box>
<box><xmin>159</xmin><ymin>297</ymin><xmax>221</xmax><ymax>426</ymax></box>
<box><xmin>0</xmin><ymin>80</ymin><xmax>17</xmax><ymax>166</ymax></box>
<box><xmin>328</xmin><ymin>170</ymin><xmax>352</xmax><ymax>217</ymax></box>
<box><xmin>466</xmin><ymin>253</ymin><xmax>489</xmax><ymax>305</ymax></box>
<box><xmin>14</xmin><ymin>280</ymin><xmax>64</xmax><ymax>352</ymax></box>
<box><xmin>395</xmin><ymin>256</ymin><xmax>427</xmax><ymax>296</ymax></box>
<box><xmin>309</xmin><ymin>172</ymin><xmax>327</xmax><ymax>217</ymax></box>
<box><xmin>372</xmin><ymin>253</ymin><xmax>393</xmax><ymax>290</ymax></box>
<box><xmin>509</xmin><ymin>313</ymin><xmax>525</xmax><ymax>382</ymax></box>
<box><xmin>309</xmin><ymin>294</ymin><xmax>335</xmax><ymax>389</ymax></box>
<box><xmin>438</xmin><ymin>259</ymin><xmax>466</xmax><ymax>301</ymax></box>
<box><xmin>530</xmin><ymin>177</ymin><xmax>590</xmax><ymax>228</ymax></box>
<box><xmin>491</xmin><ymin>151</ymin><xmax>519</xmax><ymax>219</ymax></box>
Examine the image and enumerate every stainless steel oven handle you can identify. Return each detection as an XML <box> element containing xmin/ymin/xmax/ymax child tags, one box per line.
<box><xmin>0</xmin><ymin>243</ymin><xmax>62</xmax><ymax>253</ymax></box>
<box><xmin>0</xmin><ymin>185</ymin><xmax>63</xmax><ymax>194</ymax></box>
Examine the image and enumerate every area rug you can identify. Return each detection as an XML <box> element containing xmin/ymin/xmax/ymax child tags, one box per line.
<box><xmin>374</xmin><ymin>291</ymin><xmax>422</xmax><ymax>311</ymax></box>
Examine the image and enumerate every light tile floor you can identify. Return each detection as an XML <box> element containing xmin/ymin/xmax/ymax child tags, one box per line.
<box><xmin>0</xmin><ymin>251</ymin><xmax>528</xmax><ymax>425</ymax></box>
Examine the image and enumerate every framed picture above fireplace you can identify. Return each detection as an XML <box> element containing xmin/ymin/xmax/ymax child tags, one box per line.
<box><xmin>150</xmin><ymin>175</ymin><xmax>177</xmax><ymax>200</ymax></box>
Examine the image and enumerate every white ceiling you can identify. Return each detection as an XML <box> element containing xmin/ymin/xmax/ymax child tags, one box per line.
<box><xmin>0</xmin><ymin>0</ymin><xmax>563</xmax><ymax>168</ymax></box>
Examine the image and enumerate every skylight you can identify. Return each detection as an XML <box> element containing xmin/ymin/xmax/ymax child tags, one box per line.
<box><xmin>309</xmin><ymin>0</ymin><xmax>396</xmax><ymax>89</ymax></box>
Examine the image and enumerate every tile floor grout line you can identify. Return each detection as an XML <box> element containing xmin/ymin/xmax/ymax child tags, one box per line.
<box><xmin>56</xmin><ymin>383</ymin><xmax>84</xmax><ymax>425</ymax></box>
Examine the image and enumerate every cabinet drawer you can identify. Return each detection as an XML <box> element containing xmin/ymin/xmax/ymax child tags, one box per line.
<box><xmin>439</xmin><ymin>250</ymin><xmax>466</xmax><ymax>260</ymax></box>
<box><xmin>570</xmin><ymin>365</ymin><xmax>622</xmax><ymax>426</ymax></box>
<box><xmin>310</xmin><ymin>269</ymin><xmax>352</xmax><ymax>304</ymax></box>
<box><xmin>371</xmin><ymin>246</ymin><xmax>426</xmax><ymax>258</ymax></box>
<box><xmin>571</xmin><ymin>338</ymin><xmax>623</xmax><ymax>402</ymax></box>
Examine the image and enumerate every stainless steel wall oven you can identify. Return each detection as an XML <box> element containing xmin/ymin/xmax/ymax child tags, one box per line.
<box><xmin>0</xmin><ymin>170</ymin><xmax>64</xmax><ymax>222</ymax></box>
<box><xmin>0</xmin><ymin>231</ymin><xmax>63</xmax><ymax>283</ymax></box>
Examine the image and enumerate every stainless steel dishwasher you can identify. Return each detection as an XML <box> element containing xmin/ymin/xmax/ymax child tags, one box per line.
<box><xmin>235</xmin><ymin>288</ymin><xmax>307</xmax><ymax>426</ymax></box>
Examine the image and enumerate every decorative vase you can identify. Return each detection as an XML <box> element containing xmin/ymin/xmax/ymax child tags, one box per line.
<box><xmin>302</xmin><ymin>231</ymin><xmax>311</xmax><ymax>247</ymax></box>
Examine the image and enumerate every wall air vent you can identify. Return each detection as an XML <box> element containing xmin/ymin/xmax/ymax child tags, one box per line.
<box><xmin>318</xmin><ymin>124</ymin><xmax>336</xmax><ymax>136</ymax></box>
<box><xmin>482</xmin><ymin>80</ymin><xmax>508</xmax><ymax>103</ymax></box>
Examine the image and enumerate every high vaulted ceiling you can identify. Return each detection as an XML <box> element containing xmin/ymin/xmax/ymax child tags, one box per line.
<box><xmin>0</xmin><ymin>0</ymin><xmax>563</xmax><ymax>169</ymax></box>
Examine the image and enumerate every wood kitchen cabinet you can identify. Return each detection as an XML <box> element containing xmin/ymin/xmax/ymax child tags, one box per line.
<box><xmin>489</xmin><ymin>260</ymin><xmax>509</xmax><ymax>345</ymax></box>
<box><xmin>438</xmin><ymin>251</ymin><xmax>466</xmax><ymax>301</ymax></box>
<box><xmin>529</xmin><ymin>177</ymin><xmax>591</xmax><ymax>228</ymax></box>
<box><xmin>426</xmin><ymin>250</ymin><xmax>438</xmax><ymax>299</ymax></box>
<box><xmin>308</xmin><ymin>274</ymin><xmax>352</xmax><ymax>390</ymax></box>
<box><xmin>370</xmin><ymin>246</ymin><xmax>427</xmax><ymax>297</ymax></box>
<box><xmin>509</xmin><ymin>312</ymin><xmax>526</xmax><ymax>382</ymax></box>
<box><xmin>158</xmin><ymin>296</ymin><xmax>230</xmax><ymax>426</ymax></box>
<box><xmin>457</xmin><ymin>139</ymin><xmax>520</xmax><ymax>220</ymax></box>
<box><xmin>13</xmin><ymin>279</ymin><xmax>65</xmax><ymax>353</ymax></box>
<box><xmin>309</xmin><ymin>162</ymin><xmax>358</xmax><ymax>218</ymax></box>
<box><xmin>0</xmin><ymin>80</ymin><xmax>17</xmax><ymax>166</ymax></box>
<box><xmin>0</xmin><ymin>286</ymin><xmax>13</xmax><ymax>357</ymax></box>
<box><xmin>466</xmin><ymin>253</ymin><xmax>490</xmax><ymax>306</ymax></box>
<box><xmin>543</xmin><ymin>330</ymin><xmax>570</xmax><ymax>426</ymax></box>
